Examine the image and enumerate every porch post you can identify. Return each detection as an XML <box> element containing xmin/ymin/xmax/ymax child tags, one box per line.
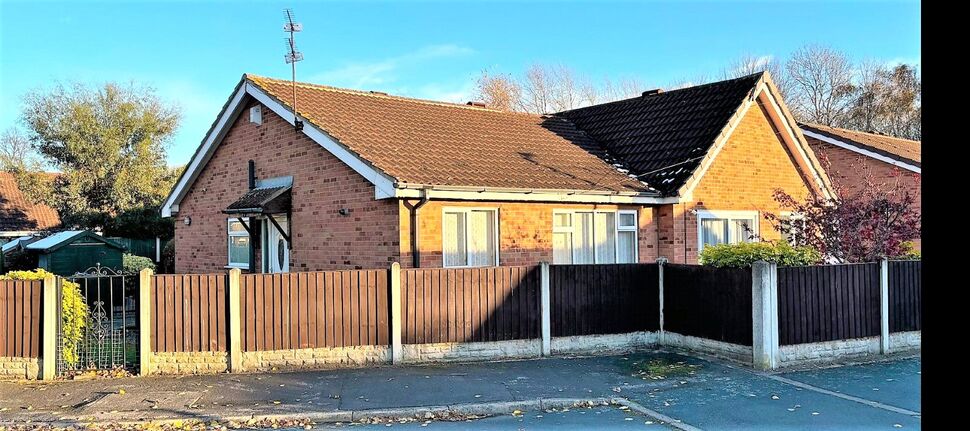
<box><xmin>139</xmin><ymin>268</ymin><xmax>153</xmax><ymax>375</ymax></box>
<box><xmin>390</xmin><ymin>262</ymin><xmax>403</xmax><ymax>364</ymax></box>
<box><xmin>41</xmin><ymin>274</ymin><xmax>57</xmax><ymax>380</ymax></box>
<box><xmin>228</xmin><ymin>268</ymin><xmax>243</xmax><ymax>372</ymax></box>
<box><xmin>751</xmin><ymin>261</ymin><xmax>779</xmax><ymax>370</ymax></box>
<box><xmin>540</xmin><ymin>261</ymin><xmax>551</xmax><ymax>357</ymax></box>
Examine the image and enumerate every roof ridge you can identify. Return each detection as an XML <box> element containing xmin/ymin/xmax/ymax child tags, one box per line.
<box><xmin>245</xmin><ymin>74</ymin><xmax>545</xmax><ymax>117</ymax></box>
<box><xmin>555</xmin><ymin>72</ymin><xmax>764</xmax><ymax>115</ymax></box>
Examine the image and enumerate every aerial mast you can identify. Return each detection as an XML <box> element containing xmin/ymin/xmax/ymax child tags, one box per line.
<box><xmin>284</xmin><ymin>8</ymin><xmax>304</xmax><ymax>131</ymax></box>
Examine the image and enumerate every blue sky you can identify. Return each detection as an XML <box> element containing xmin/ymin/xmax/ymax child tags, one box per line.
<box><xmin>0</xmin><ymin>1</ymin><xmax>921</xmax><ymax>166</ymax></box>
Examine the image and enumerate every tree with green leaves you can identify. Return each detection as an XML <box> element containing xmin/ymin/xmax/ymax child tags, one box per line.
<box><xmin>16</xmin><ymin>81</ymin><xmax>182</xmax><ymax>235</ymax></box>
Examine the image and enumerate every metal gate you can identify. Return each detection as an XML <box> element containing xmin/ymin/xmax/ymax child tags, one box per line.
<box><xmin>56</xmin><ymin>265</ymin><xmax>139</xmax><ymax>375</ymax></box>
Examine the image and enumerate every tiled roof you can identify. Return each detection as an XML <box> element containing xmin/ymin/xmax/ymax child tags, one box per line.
<box><xmin>799</xmin><ymin>123</ymin><xmax>921</xmax><ymax>167</ymax></box>
<box><xmin>556</xmin><ymin>73</ymin><xmax>764</xmax><ymax>195</ymax></box>
<box><xmin>247</xmin><ymin>75</ymin><xmax>652</xmax><ymax>194</ymax></box>
<box><xmin>0</xmin><ymin>172</ymin><xmax>61</xmax><ymax>233</ymax></box>
<box><xmin>225</xmin><ymin>186</ymin><xmax>291</xmax><ymax>214</ymax></box>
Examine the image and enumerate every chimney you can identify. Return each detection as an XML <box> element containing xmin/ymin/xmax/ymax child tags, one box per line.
<box><xmin>466</xmin><ymin>101</ymin><xmax>487</xmax><ymax>108</ymax></box>
<box><xmin>642</xmin><ymin>89</ymin><xmax>664</xmax><ymax>97</ymax></box>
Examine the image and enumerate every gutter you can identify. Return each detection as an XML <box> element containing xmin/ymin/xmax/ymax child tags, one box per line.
<box><xmin>393</xmin><ymin>183</ymin><xmax>679</xmax><ymax>204</ymax></box>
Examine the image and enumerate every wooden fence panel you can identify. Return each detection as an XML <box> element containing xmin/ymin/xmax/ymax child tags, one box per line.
<box><xmin>664</xmin><ymin>264</ymin><xmax>752</xmax><ymax>346</ymax></box>
<box><xmin>150</xmin><ymin>274</ymin><xmax>226</xmax><ymax>352</ymax></box>
<box><xmin>777</xmin><ymin>263</ymin><xmax>881</xmax><ymax>345</ymax></box>
<box><xmin>400</xmin><ymin>266</ymin><xmax>540</xmax><ymax>344</ymax></box>
<box><xmin>889</xmin><ymin>260</ymin><xmax>921</xmax><ymax>333</ymax></box>
<box><xmin>0</xmin><ymin>280</ymin><xmax>43</xmax><ymax>358</ymax></box>
<box><xmin>549</xmin><ymin>263</ymin><xmax>659</xmax><ymax>337</ymax></box>
<box><xmin>240</xmin><ymin>270</ymin><xmax>390</xmax><ymax>351</ymax></box>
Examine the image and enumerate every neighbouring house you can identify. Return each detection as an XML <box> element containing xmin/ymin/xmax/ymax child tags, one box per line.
<box><xmin>799</xmin><ymin>123</ymin><xmax>921</xmax><ymax>249</ymax></box>
<box><xmin>161</xmin><ymin>72</ymin><xmax>833</xmax><ymax>273</ymax></box>
<box><xmin>0</xmin><ymin>172</ymin><xmax>60</xmax><ymax>244</ymax></box>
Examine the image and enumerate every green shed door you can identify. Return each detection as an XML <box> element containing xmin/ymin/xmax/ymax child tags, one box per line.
<box><xmin>46</xmin><ymin>242</ymin><xmax>124</xmax><ymax>276</ymax></box>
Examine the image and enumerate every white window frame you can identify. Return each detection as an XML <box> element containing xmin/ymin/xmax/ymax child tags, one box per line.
<box><xmin>778</xmin><ymin>211</ymin><xmax>806</xmax><ymax>245</ymax></box>
<box><xmin>696</xmin><ymin>209</ymin><xmax>760</xmax><ymax>253</ymax></box>
<box><xmin>552</xmin><ymin>209</ymin><xmax>639</xmax><ymax>264</ymax></box>
<box><xmin>440</xmin><ymin>207</ymin><xmax>500</xmax><ymax>268</ymax></box>
<box><xmin>227</xmin><ymin>217</ymin><xmax>251</xmax><ymax>268</ymax></box>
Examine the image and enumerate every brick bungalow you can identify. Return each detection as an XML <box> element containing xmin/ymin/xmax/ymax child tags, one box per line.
<box><xmin>0</xmin><ymin>172</ymin><xmax>60</xmax><ymax>244</ymax></box>
<box><xmin>800</xmin><ymin>123</ymin><xmax>921</xmax><ymax>249</ymax></box>
<box><xmin>161</xmin><ymin>72</ymin><xmax>833</xmax><ymax>273</ymax></box>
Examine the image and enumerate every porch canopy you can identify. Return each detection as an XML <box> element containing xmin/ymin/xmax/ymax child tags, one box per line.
<box><xmin>222</xmin><ymin>186</ymin><xmax>291</xmax><ymax>216</ymax></box>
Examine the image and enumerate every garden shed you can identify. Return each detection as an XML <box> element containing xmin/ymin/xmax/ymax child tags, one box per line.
<box><xmin>23</xmin><ymin>230</ymin><xmax>125</xmax><ymax>276</ymax></box>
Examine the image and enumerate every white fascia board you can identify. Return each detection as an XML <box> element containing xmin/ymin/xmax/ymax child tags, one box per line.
<box><xmin>394</xmin><ymin>187</ymin><xmax>679</xmax><ymax>205</ymax></box>
<box><xmin>801</xmin><ymin>129</ymin><xmax>921</xmax><ymax>174</ymax></box>
<box><xmin>245</xmin><ymin>84</ymin><xmax>399</xmax><ymax>199</ymax></box>
<box><xmin>161</xmin><ymin>84</ymin><xmax>249</xmax><ymax>217</ymax></box>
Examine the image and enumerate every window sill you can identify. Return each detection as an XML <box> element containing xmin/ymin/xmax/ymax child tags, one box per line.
<box><xmin>224</xmin><ymin>264</ymin><xmax>251</xmax><ymax>270</ymax></box>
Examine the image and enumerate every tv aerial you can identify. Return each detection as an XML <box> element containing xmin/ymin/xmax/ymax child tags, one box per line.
<box><xmin>284</xmin><ymin>8</ymin><xmax>304</xmax><ymax>131</ymax></box>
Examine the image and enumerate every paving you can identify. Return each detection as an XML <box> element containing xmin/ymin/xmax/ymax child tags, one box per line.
<box><xmin>0</xmin><ymin>350</ymin><xmax>920</xmax><ymax>430</ymax></box>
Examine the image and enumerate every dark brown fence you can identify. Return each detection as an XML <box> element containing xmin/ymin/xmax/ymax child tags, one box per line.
<box><xmin>664</xmin><ymin>264</ymin><xmax>752</xmax><ymax>345</ymax></box>
<box><xmin>777</xmin><ymin>263</ymin><xmax>880</xmax><ymax>345</ymax></box>
<box><xmin>401</xmin><ymin>266</ymin><xmax>539</xmax><ymax>344</ymax></box>
<box><xmin>889</xmin><ymin>260</ymin><xmax>921</xmax><ymax>333</ymax></box>
<box><xmin>0</xmin><ymin>280</ymin><xmax>43</xmax><ymax>358</ymax></box>
<box><xmin>240</xmin><ymin>271</ymin><xmax>390</xmax><ymax>351</ymax></box>
<box><xmin>550</xmin><ymin>264</ymin><xmax>659</xmax><ymax>337</ymax></box>
<box><xmin>151</xmin><ymin>274</ymin><xmax>227</xmax><ymax>353</ymax></box>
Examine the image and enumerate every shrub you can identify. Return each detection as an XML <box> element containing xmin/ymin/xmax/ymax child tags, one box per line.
<box><xmin>896</xmin><ymin>241</ymin><xmax>921</xmax><ymax>260</ymax></box>
<box><xmin>123</xmin><ymin>253</ymin><xmax>155</xmax><ymax>274</ymax></box>
<box><xmin>1</xmin><ymin>269</ymin><xmax>88</xmax><ymax>368</ymax></box>
<box><xmin>698</xmin><ymin>241</ymin><xmax>822</xmax><ymax>268</ymax></box>
<box><xmin>159</xmin><ymin>240</ymin><xmax>175</xmax><ymax>274</ymax></box>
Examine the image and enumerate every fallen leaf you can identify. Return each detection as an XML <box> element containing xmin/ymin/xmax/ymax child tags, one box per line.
<box><xmin>118</xmin><ymin>389</ymin><xmax>127</xmax><ymax>395</ymax></box>
<box><xmin>771</xmin><ymin>395</ymin><xmax>780</xmax><ymax>400</ymax></box>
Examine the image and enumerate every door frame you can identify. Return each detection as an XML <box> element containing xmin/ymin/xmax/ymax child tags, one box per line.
<box><xmin>262</xmin><ymin>214</ymin><xmax>290</xmax><ymax>273</ymax></box>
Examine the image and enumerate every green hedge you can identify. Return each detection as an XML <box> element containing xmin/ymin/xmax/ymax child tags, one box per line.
<box><xmin>698</xmin><ymin>241</ymin><xmax>822</xmax><ymax>268</ymax></box>
<box><xmin>123</xmin><ymin>253</ymin><xmax>155</xmax><ymax>274</ymax></box>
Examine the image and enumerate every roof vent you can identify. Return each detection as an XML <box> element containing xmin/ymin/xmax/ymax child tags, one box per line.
<box><xmin>369</xmin><ymin>91</ymin><xmax>387</xmax><ymax>96</ymax></box>
<box><xmin>642</xmin><ymin>89</ymin><xmax>664</xmax><ymax>97</ymax></box>
<box><xmin>466</xmin><ymin>101</ymin><xmax>487</xmax><ymax>108</ymax></box>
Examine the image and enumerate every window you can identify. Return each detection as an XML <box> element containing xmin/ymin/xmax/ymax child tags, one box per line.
<box><xmin>697</xmin><ymin>210</ymin><xmax>758</xmax><ymax>252</ymax></box>
<box><xmin>552</xmin><ymin>210</ymin><xmax>638</xmax><ymax>264</ymax></box>
<box><xmin>228</xmin><ymin>218</ymin><xmax>251</xmax><ymax>268</ymax></box>
<box><xmin>442</xmin><ymin>208</ymin><xmax>498</xmax><ymax>267</ymax></box>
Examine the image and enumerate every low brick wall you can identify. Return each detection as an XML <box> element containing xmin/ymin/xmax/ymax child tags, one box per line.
<box><xmin>0</xmin><ymin>356</ymin><xmax>40</xmax><ymax>380</ymax></box>
<box><xmin>551</xmin><ymin>332</ymin><xmax>658</xmax><ymax>356</ymax></box>
<box><xmin>889</xmin><ymin>331</ymin><xmax>921</xmax><ymax>354</ymax></box>
<box><xmin>240</xmin><ymin>346</ymin><xmax>390</xmax><ymax>371</ymax></box>
<box><xmin>662</xmin><ymin>332</ymin><xmax>752</xmax><ymax>364</ymax></box>
<box><xmin>402</xmin><ymin>340</ymin><xmax>541</xmax><ymax>363</ymax></box>
<box><xmin>150</xmin><ymin>351</ymin><xmax>229</xmax><ymax>375</ymax></box>
<box><xmin>778</xmin><ymin>336</ymin><xmax>881</xmax><ymax>366</ymax></box>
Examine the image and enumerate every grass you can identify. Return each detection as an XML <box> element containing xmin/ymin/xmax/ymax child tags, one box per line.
<box><xmin>629</xmin><ymin>357</ymin><xmax>701</xmax><ymax>380</ymax></box>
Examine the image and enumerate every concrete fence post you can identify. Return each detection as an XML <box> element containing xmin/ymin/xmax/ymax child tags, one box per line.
<box><xmin>880</xmin><ymin>258</ymin><xmax>890</xmax><ymax>354</ymax></box>
<box><xmin>540</xmin><ymin>261</ymin><xmax>551</xmax><ymax>357</ymax></box>
<box><xmin>390</xmin><ymin>262</ymin><xmax>403</xmax><ymax>364</ymax></box>
<box><xmin>751</xmin><ymin>261</ymin><xmax>779</xmax><ymax>370</ymax></box>
<box><xmin>41</xmin><ymin>274</ymin><xmax>57</xmax><ymax>380</ymax></box>
<box><xmin>227</xmin><ymin>268</ymin><xmax>243</xmax><ymax>372</ymax></box>
<box><xmin>656</xmin><ymin>257</ymin><xmax>668</xmax><ymax>345</ymax></box>
<box><xmin>139</xmin><ymin>268</ymin><xmax>153</xmax><ymax>376</ymax></box>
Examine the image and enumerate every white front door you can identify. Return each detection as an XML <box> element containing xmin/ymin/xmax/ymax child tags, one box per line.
<box><xmin>265</xmin><ymin>215</ymin><xmax>289</xmax><ymax>273</ymax></box>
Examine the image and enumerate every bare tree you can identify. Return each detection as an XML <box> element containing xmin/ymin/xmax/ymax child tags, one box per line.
<box><xmin>474</xmin><ymin>69</ymin><xmax>522</xmax><ymax>112</ymax></box>
<box><xmin>602</xmin><ymin>76</ymin><xmax>649</xmax><ymax>101</ymax></box>
<box><xmin>722</xmin><ymin>54</ymin><xmax>791</xmax><ymax>101</ymax></box>
<box><xmin>0</xmin><ymin>128</ymin><xmax>42</xmax><ymax>172</ymax></box>
<box><xmin>785</xmin><ymin>45</ymin><xmax>856</xmax><ymax>126</ymax></box>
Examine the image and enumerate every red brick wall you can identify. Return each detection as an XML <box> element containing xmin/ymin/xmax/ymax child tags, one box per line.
<box><xmin>658</xmin><ymin>102</ymin><xmax>817</xmax><ymax>263</ymax></box>
<box><xmin>399</xmin><ymin>200</ymin><xmax>659</xmax><ymax>268</ymax></box>
<box><xmin>806</xmin><ymin>138</ymin><xmax>922</xmax><ymax>249</ymax></box>
<box><xmin>174</xmin><ymin>99</ymin><xmax>401</xmax><ymax>273</ymax></box>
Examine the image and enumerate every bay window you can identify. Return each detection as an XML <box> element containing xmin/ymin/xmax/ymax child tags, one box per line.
<box><xmin>552</xmin><ymin>210</ymin><xmax>638</xmax><ymax>264</ymax></box>
<box><xmin>697</xmin><ymin>210</ymin><xmax>759</xmax><ymax>252</ymax></box>
<box><xmin>442</xmin><ymin>208</ymin><xmax>498</xmax><ymax>267</ymax></box>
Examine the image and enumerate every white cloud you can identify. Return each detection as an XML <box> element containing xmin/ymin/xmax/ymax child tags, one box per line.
<box><xmin>308</xmin><ymin>44</ymin><xmax>474</xmax><ymax>89</ymax></box>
